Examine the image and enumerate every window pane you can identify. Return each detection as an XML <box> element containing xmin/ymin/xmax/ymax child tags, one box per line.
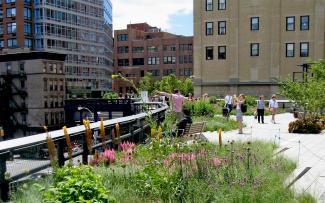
<box><xmin>286</xmin><ymin>17</ymin><xmax>295</xmax><ymax>31</ymax></box>
<box><xmin>206</xmin><ymin>46</ymin><xmax>213</xmax><ymax>60</ymax></box>
<box><xmin>251</xmin><ymin>17</ymin><xmax>259</xmax><ymax>30</ymax></box>
<box><xmin>218</xmin><ymin>21</ymin><xmax>226</xmax><ymax>35</ymax></box>
<box><xmin>301</xmin><ymin>16</ymin><xmax>309</xmax><ymax>30</ymax></box>
<box><xmin>218</xmin><ymin>46</ymin><xmax>226</xmax><ymax>59</ymax></box>
<box><xmin>286</xmin><ymin>43</ymin><xmax>294</xmax><ymax>57</ymax></box>
<box><xmin>206</xmin><ymin>0</ymin><xmax>213</xmax><ymax>11</ymax></box>
<box><xmin>206</xmin><ymin>22</ymin><xmax>213</xmax><ymax>35</ymax></box>
<box><xmin>300</xmin><ymin>43</ymin><xmax>309</xmax><ymax>57</ymax></box>
<box><xmin>218</xmin><ymin>0</ymin><xmax>226</xmax><ymax>10</ymax></box>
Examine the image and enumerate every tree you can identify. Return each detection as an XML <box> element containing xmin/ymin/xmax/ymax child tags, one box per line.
<box><xmin>138</xmin><ymin>72</ymin><xmax>155</xmax><ymax>95</ymax></box>
<box><xmin>153</xmin><ymin>75</ymin><xmax>193</xmax><ymax>96</ymax></box>
<box><xmin>279</xmin><ymin>60</ymin><xmax>325</xmax><ymax>118</ymax></box>
<box><xmin>102</xmin><ymin>92</ymin><xmax>118</xmax><ymax>99</ymax></box>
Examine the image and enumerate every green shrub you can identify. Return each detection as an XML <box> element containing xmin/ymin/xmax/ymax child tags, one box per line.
<box><xmin>208</xmin><ymin>96</ymin><xmax>218</xmax><ymax>104</ymax></box>
<box><xmin>245</xmin><ymin>95</ymin><xmax>257</xmax><ymax>107</ymax></box>
<box><xmin>288</xmin><ymin>118</ymin><xmax>322</xmax><ymax>134</ymax></box>
<box><xmin>103</xmin><ymin>92</ymin><xmax>118</xmax><ymax>99</ymax></box>
<box><xmin>42</xmin><ymin>165</ymin><xmax>115</xmax><ymax>202</ymax></box>
<box><xmin>184</xmin><ymin>100</ymin><xmax>216</xmax><ymax>117</ymax></box>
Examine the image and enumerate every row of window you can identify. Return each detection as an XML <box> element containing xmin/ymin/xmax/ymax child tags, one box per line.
<box><xmin>206</xmin><ymin>15</ymin><xmax>309</xmax><ymax>36</ymax></box>
<box><xmin>117</xmin><ymin>44</ymin><xmax>193</xmax><ymax>53</ymax></box>
<box><xmin>42</xmin><ymin>62</ymin><xmax>64</xmax><ymax>74</ymax></box>
<box><xmin>0</xmin><ymin>38</ymin><xmax>32</xmax><ymax>48</ymax></box>
<box><xmin>0</xmin><ymin>8</ymin><xmax>32</xmax><ymax>20</ymax></box>
<box><xmin>1</xmin><ymin>0</ymin><xmax>32</xmax><ymax>4</ymax></box>
<box><xmin>43</xmin><ymin>78</ymin><xmax>65</xmax><ymax>92</ymax></box>
<box><xmin>44</xmin><ymin>96</ymin><xmax>65</xmax><ymax>109</ymax></box>
<box><xmin>139</xmin><ymin>68</ymin><xmax>192</xmax><ymax>77</ymax></box>
<box><xmin>206</xmin><ymin>0</ymin><xmax>226</xmax><ymax>11</ymax></box>
<box><xmin>117</xmin><ymin>56</ymin><xmax>193</xmax><ymax>67</ymax></box>
<box><xmin>44</xmin><ymin>111</ymin><xmax>64</xmax><ymax>126</ymax></box>
<box><xmin>205</xmin><ymin>42</ymin><xmax>310</xmax><ymax>60</ymax></box>
<box><xmin>0</xmin><ymin>22</ymin><xmax>32</xmax><ymax>35</ymax></box>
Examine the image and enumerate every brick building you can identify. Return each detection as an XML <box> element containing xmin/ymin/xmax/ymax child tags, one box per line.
<box><xmin>114</xmin><ymin>23</ymin><xmax>193</xmax><ymax>94</ymax></box>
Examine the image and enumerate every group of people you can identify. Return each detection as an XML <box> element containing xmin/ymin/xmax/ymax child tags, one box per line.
<box><xmin>156</xmin><ymin>89</ymin><xmax>279</xmax><ymax>136</ymax></box>
<box><xmin>224</xmin><ymin>93</ymin><xmax>279</xmax><ymax>134</ymax></box>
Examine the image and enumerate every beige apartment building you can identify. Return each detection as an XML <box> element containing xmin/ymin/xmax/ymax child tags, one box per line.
<box><xmin>194</xmin><ymin>0</ymin><xmax>325</xmax><ymax>97</ymax></box>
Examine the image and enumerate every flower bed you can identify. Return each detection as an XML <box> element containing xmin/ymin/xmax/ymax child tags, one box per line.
<box><xmin>11</xmin><ymin>140</ymin><xmax>315</xmax><ymax>203</ymax></box>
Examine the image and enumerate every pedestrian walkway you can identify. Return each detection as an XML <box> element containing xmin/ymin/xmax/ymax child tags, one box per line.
<box><xmin>203</xmin><ymin>113</ymin><xmax>325</xmax><ymax>202</ymax></box>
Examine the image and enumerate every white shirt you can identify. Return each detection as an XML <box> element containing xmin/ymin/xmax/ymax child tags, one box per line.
<box><xmin>224</xmin><ymin>95</ymin><xmax>233</xmax><ymax>105</ymax></box>
<box><xmin>269</xmin><ymin>99</ymin><xmax>278</xmax><ymax>108</ymax></box>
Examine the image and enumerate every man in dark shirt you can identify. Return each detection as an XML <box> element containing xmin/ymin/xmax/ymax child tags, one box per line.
<box><xmin>176</xmin><ymin>108</ymin><xmax>192</xmax><ymax>136</ymax></box>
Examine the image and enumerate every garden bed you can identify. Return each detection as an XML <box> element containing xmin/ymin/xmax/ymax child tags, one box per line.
<box><xmin>11</xmin><ymin>140</ymin><xmax>315</xmax><ymax>203</ymax></box>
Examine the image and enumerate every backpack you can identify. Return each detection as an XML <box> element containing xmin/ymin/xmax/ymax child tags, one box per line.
<box><xmin>241</xmin><ymin>102</ymin><xmax>247</xmax><ymax>113</ymax></box>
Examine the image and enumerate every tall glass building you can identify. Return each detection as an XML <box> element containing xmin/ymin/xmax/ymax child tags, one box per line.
<box><xmin>32</xmin><ymin>0</ymin><xmax>113</xmax><ymax>97</ymax></box>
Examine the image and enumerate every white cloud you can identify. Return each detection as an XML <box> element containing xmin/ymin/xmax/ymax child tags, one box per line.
<box><xmin>111</xmin><ymin>0</ymin><xmax>193</xmax><ymax>31</ymax></box>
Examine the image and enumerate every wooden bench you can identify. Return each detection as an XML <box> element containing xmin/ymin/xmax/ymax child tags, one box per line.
<box><xmin>180</xmin><ymin>122</ymin><xmax>205</xmax><ymax>140</ymax></box>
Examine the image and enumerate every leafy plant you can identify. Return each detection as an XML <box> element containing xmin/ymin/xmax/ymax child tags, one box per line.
<box><xmin>184</xmin><ymin>100</ymin><xmax>216</xmax><ymax>117</ymax></box>
<box><xmin>42</xmin><ymin>165</ymin><xmax>115</xmax><ymax>203</ymax></box>
<box><xmin>103</xmin><ymin>92</ymin><xmax>118</xmax><ymax>99</ymax></box>
<box><xmin>288</xmin><ymin>118</ymin><xmax>322</xmax><ymax>134</ymax></box>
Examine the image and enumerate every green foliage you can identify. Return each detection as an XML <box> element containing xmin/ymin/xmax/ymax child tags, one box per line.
<box><xmin>183</xmin><ymin>100</ymin><xmax>216</xmax><ymax>117</ymax></box>
<box><xmin>288</xmin><ymin>118</ymin><xmax>323</xmax><ymax>134</ymax></box>
<box><xmin>42</xmin><ymin>165</ymin><xmax>115</xmax><ymax>203</ymax></box>
<box><xmin>208</xmin><ymin>96</ymin><xmax>218</xmax><ymax>104</ymax></box>
<box><xmin>138</xmin><ymin>72</ymin><xmax>155</xmax><ymax>95</ymax></box>
<box><xmin>279</xmin><ymin>60</ymin><xmax>325</xmax><ymax>117</ymax></box>
<box><xmin>102</xmin><ymin>92</ymin><xmax>118</xmax><ymax>99</ymax></box>
<box><xmin>153</xmin><ymin>75</ymin><xmax>193</xmax><ymax>96</ymax></box>
<box><xmin>194</xmin><ymin>116</ymin><xmax>238</xmax><ymax>132</ymax></box>
<box><xmin>245</xmin><ymin>95</ymin><xmax>257</xmax><ymax>107</ymax></box>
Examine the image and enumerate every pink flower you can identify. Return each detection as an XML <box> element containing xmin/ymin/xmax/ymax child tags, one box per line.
<box><xmin>212</xmin><ymin>157</ymin><xmax>222</xmax><ymax>167</ymax></box>
<box><xmin>103</xmin><ymin>149</ymin><xmax>116</xmax><ymax>163</ymax></box>
<box><xmin>163</xmin><ymin>159</ymin><xmax>170</xmax><ymax>166</ymax></box>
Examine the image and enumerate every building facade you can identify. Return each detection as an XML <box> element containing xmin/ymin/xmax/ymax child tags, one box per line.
<box><xmin>114</xmin><ymin>23</ymin><xmax>193</xmax><ymax>94</ymax></box>
<box><xmin>0</xmin><ymin>0</ymin><xmax>113</xmax><ymax>98</ymax></box>
<box><xmin>0</xmin><ymin>51</ymin><xmax>66</xmax><ymax>139</ymax></box>
<box><xmin>194</xmin><ymin>0</ymin><xmax>325</xmax><ymax>97</ymax></box>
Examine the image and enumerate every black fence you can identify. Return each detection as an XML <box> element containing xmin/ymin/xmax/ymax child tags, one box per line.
<box><xmin>0</xmin><ymin>102</ymin><xmax>167</xmax><ymax>201</ymax></box>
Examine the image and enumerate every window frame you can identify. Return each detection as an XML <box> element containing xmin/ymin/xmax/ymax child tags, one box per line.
<box><xmin>300</xmin><ymin>42</ymin><xmax>309</xmax><ymax>57</ymax></box>
<box><xmin>206</xmin><ymin>22</ymin><xmax>213</xmax><ymax>36</ymax></box>
<box><xmin>218</xmin><ymin>46</ymin><xmax>226</xmax><ymax>60</ymax></box>
<box><xmin>206</xmin><ymin>46</ymin><xmax>214</xmax><ymax>60</ymax></box>
<box><xmin>218</xmin><ymin>0</ymin><xmax>226</xmax><ymax>10</ymax></box>
<box><xmin>218</xmin><ymin>21</ymin><xmax>226</xmax><ymax>35</ymax></box>
<box><xmin>286</xmin><ymin>16</ymin><xmax>295</xmax><ymax>31</ymax></box>
<box><xmin>250</xmin><ymin>43</ymin><xmax>260</xmax><ymax>56</ymax></box>
<box><xmin>206</xmin><ymin>0</ymin><xmax>213</xmax><ymax>11</ymax></box>
<box><xmin>300</xmin><ymin>15</ymin><xmax>309</xmax><ymax>31</ymax></box>
<box><xmin>285</xmin><ymin>43</ymin><xmax>295</xmax><ymax>57</ymax></box>
<box><xmin>250</xmin><ymin>17</ymin><xmax>259</xmax><ymax>31</ymax></box>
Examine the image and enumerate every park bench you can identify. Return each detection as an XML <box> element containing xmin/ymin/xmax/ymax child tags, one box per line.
<box><xmin>180</xmin><ymin>122</ymin><xmax>206</xmax><ymax>140</ymax></box>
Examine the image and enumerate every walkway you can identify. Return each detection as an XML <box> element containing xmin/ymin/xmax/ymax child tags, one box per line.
<box><xmin>203</xmin><ymin>113</ymin><xmax>325</xmax><ymax>202</ymax></box>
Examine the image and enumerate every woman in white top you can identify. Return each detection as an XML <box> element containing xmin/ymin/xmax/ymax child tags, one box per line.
<box><xmin>269</xmin><ymin>94</ymin><xmax>278</xmax><ymax>124</ymax></box>
<box><xmin>235</xmin><ymin>94</ymin><xmax>245</xmax><ymax>134</ymax></box>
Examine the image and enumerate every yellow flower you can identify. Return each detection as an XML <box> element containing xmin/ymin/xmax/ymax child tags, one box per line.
<box><xmin>157</xmin><ymin>126</ymin><xmax>162</xmax><ymax>144</ymax></box>
<box><xmin>63</xmin><ymin>126</ymin><xmax>73</xmax><ymax>163</ymax></box>
<box><xmin>111</xmin><ymin>74</ymin><xmax>119</xmax><ymax>80</ymax></box>
<box><xmin>100</xmin><ymin>118</ymin><xmax>106</xmax><ymax>148</ymax></box>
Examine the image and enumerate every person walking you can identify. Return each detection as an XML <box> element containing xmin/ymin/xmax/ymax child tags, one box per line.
<box><xmin>224</xmin><ymin>93</ymin><xmax>233</xmax><ymax>114</ymax></box>
<box><xmin>256</xmin><ymin>95</ymin><xmax>265</xmax><ymax>124</ymax></box>
<box><xmin>235</xmin><ymin>94</ymin><xmax>246</xmax><ymax>134</ymax></box>
<box><xmin>157</xmin><ymin>89</ymin><xmax>185</xmax><ymax>120</ymax></box>
<box><xmin>269</xmin><ymin>94</ymin><xmax>278</xmax><ymax>124</ymax></box>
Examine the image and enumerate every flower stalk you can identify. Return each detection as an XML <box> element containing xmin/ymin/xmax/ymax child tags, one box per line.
<box><xmin>83</xmin><ymin>120</ymin><xmax>93</xmax><ymax>153</ymax></box>
<box><xmin>44</xmin><ymin>126</ymin><xmax>58</xmax><ymax>169</ymax></box>
<box><xmin>100</xmin><ymin>118</ymin><xmax>106</xmax><ymax>149</ymax></box>
<box><xmin>63</xmin><ymin>126</ymin><xmax>73</xmax><ymax>163</ymax></box>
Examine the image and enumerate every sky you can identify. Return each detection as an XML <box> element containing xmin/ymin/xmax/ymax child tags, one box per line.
<box><xmin>110</xmin><ymin>0</ymin><xmax>193</xmax><ymax>36</ymax></box>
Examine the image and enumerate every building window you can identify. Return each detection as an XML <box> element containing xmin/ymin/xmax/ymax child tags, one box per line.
<box><xmin>286</xmin><ymin>16</ymin><xmax>295</xmax><ymax>31</ymax></box>
<box><xmin>251</xmin><ymin>17</ymin><xmax>259</xmax><ymax>31</ymax></box>
<box><xmin>24</xmin><ymin>22</ymin><xmax>32</xmax><ymax>34</ymax></box>
<box><xmin>206</xmin><ymin>46</ymin><xmax>213</xmax><ymax>60</ymax></box>
<box><xmin>163</xmin><ymin>56</ymin><xmax>176</xmax><ymax>64</ymax></box>
<box><xmin>147</xmin><ymin>46</ymin><xmax>158</xmax><ymax>52</ymax></box>
<box><xmin>7</xmin><ymin>39</ymin><xmax>17</xmax><ymax>47</ymax></box>
<box><xmin>218</xmin><ymin>21</ymin><xmax>226</xmax><ymax>35</ymax></box>
<box><xmin>117</xmin><ymin>59</ymin><xmax>129</xmax><ymax>66</ymax></box>
<box><xmin>218</xmin><ymin>46</ymin><xmax>226</xmax><ymax>59</ymax></box>
<box><xmin>6</xmin><ymin>0</ymin><xmax>15</xmax><ymax>3</ymax></box>
<box><xmin>218</xmin><ymin>0</ymin><xmax>226</xmax><ymax>10</ymax></box>
<box><xmin>132</xmin><ymin>47</ymin><xmax>144</xmax><ymax>53</ymax></box>
<box><xmin>117</xmin><ymin>46</ymin><xmax>129</xmax><ymax>53</ymax></box>
<box><xmin>133</xmin><ymin>58</ymin><xmax>144</xmax><ymax>66</ymax></box>
<box><xmin>250</xmin><ymin>43</ymin><xmax>259</xmax><ymax>56</ymax></box>
<box><xmin>0</xmin><ymin>40</ymin><xmax>4</xmax><ymax>48</ymax></box>
<box><xmin>163</xmin><ymin>69</ymin><xmax>176</xmax><ymax>76</ymax></box>
<box><xmin>148</xmin><ymin>69</ymin><xmax>160</xmax><ymax>77</ymax></box>
<box><xmin>300</xmin><ymin>16</ymin><xmax>309</xmax><ymax>30</ymax></box>
<box><xmin>24</xmin><ymin>8</ymin><xmax>32</xmax><ymax>20</ymax></box>
<box><xmin>286</xmin><ymin>43</ymin><xmax>295</xmax><ymax>57</ymax></box>
<box><xmin>6</xmin><ymin>8</ymin><xmax>16</xmax><ymax>17</ymax></box>
<box><xmin>179</xmin><ymin>44</ymin><xmax>192</xmax><ymax>51</ymax></box>
<box><xmin>7</xmin><ymin>22</ymin><xmax>16</xmax><ymax>34</ymax></box>
<box><xmin>179</xmin><ymin>68</ymin><xmax>193</xmax><ymax>77</ymax></box>
<box><xmin>148</xmin><ymin>57</ymin><xmax>159</xmax><ymax>65</ymax></box>
<box><xmin>117</xmin><ymin>34</ymin><xmax>128</xmax><ymax>41</ymax></box>
<box><xmin>163</xmin><ymin>44</ymin><xmax>176</xmax><ymax>51</ymax></box>
<box><xmin>24</xmin><ymin>39</ymin><xmax>32</xmax><ymax>48</ymax></box>
<box><xmin>206</xmin><ymin>22</ymin><xmax>213</xmax><ymax>35</ymax></box>
<box><xmin>44</xmin><ymin>78</ymin><xmax>48</xmax><ymax>91</ymax></box>
<box><xmin>300</xmin><ymin>42</ymin><xmax>309</xmax><ymax>57</ymax></box>
<box><xmin>206</xmin><ymin>0</ymin><xmax>213</xmax><ymax>11</ymax></box>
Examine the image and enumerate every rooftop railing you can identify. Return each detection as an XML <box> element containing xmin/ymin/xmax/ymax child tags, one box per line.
<box><xmin>0</xmin><ymin>102</ymin><xmax>168</xmax><ymax>201</ymax></box>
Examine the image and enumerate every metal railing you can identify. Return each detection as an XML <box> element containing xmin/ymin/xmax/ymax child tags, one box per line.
<box><xmin>0</xmin><ymin>102</ymin><xmax>168</xmax><ymax>201</ymax></box>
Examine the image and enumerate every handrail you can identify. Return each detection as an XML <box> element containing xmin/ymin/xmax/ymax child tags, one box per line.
<box><xmin>0</xmin><ymin>102</ymin><xmax>168</xmax><ymax>153</ymax></box>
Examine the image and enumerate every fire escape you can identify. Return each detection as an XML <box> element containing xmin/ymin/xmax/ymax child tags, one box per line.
<box><xmin>0</xmin><ymin>70</ymin><xmax>28</xmax><ymax>139</ymax></box>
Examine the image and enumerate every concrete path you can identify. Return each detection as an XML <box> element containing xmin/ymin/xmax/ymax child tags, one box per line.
<box><xmin>203</xmin><ymin>113</ymin><xmax>325</xmax><ymax>202</ymax></box>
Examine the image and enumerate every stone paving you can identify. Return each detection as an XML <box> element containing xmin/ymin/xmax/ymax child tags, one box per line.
<box><xmin>203</xmin><ymin>113</ymin><xmax>325</xmax><ymax>202</ymax></box>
